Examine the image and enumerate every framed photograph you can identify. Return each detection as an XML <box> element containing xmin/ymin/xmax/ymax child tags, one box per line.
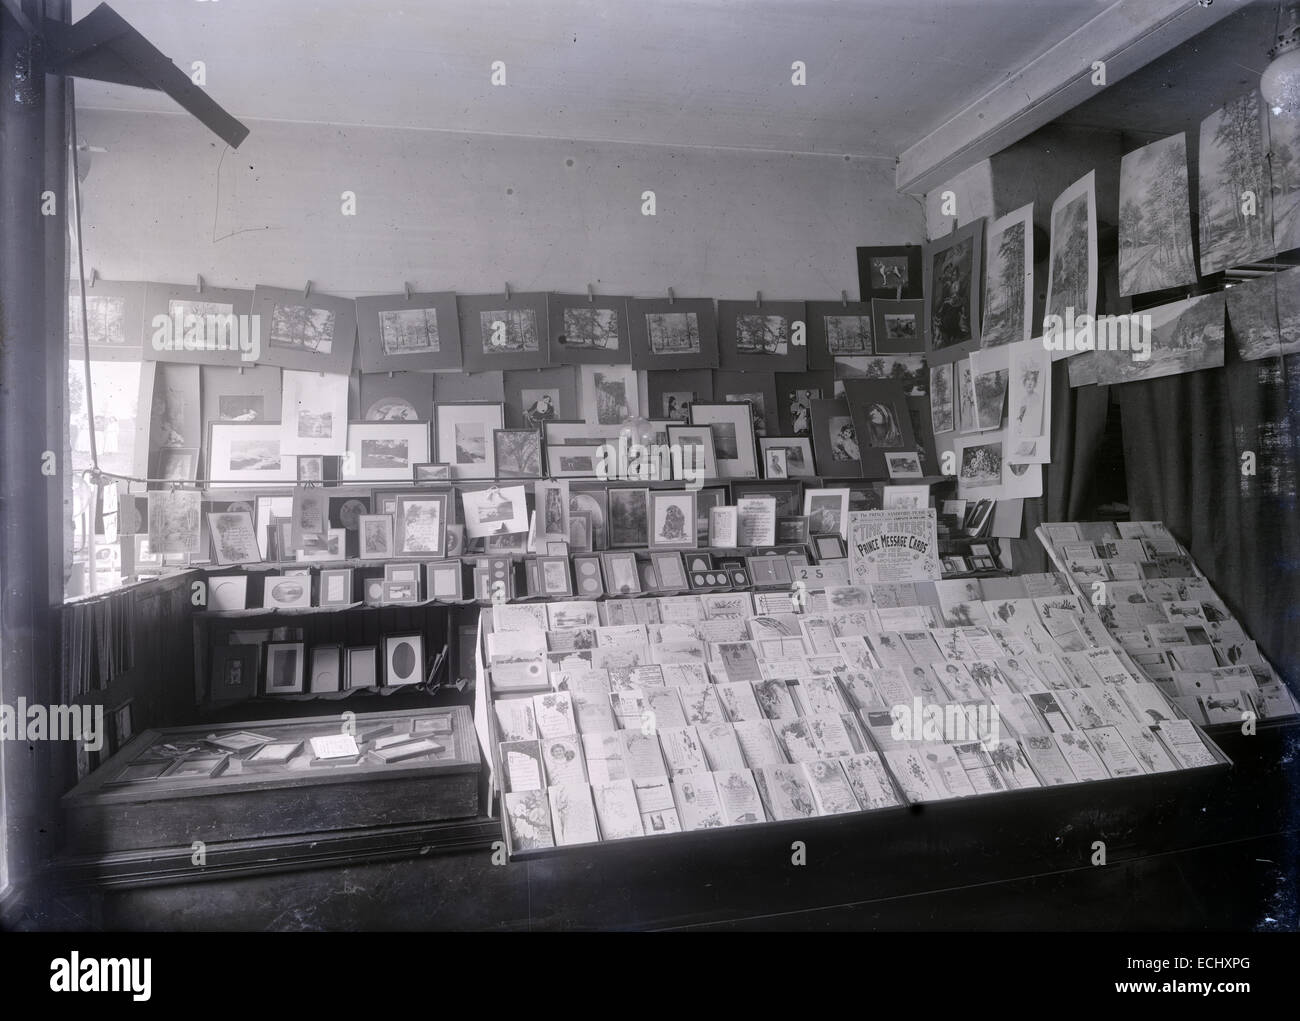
<box><xmin>462</xmin><ymin>484</ymin><xmax>529</xmax><ymax>537</ymax></box>
<box><xmin>345</xmin><ymin>646</ymin><xmax>379</xmax><ymax>690</ymax></box>
<box><xmin>694</xmin><ymin>486</ymin><xmax>726</xmax><ymax>546</ymax></box>
<box><xmin>206</xmin><ymin>511</ymin><xmax>261</xmax><ymax>565</ymax></box>
<box><xmin>568</xmin><ymin>511</ymin><xmax>593</xmax><ymax>552</ymax></box>
<box><xmin>545</xmin><ymin>443</ymin><xmax>599</xmax><ymax>478</ymax></box>
<box><xmin>210</xmin><ymin>644</ymin><xmax>258</xmax><ymax>701</ymax></box>
<box><xmin>414</xmin><ymin>462</ymin><xmax>452</xmax><ymax>482</ymax></box>
<box><xmin>627</xmin><ymin>297</ymin><xmax>719</xmax><ymax>370</ymax></box>
<box><xmin>805</xmin><ymin>301</ymin><xmax>873</xmax><ymax>370</ymax></box>
<box><xmin>857</xmin><ymin>244</ymin><xmax>923</xmax><ymax>300</ymax></box>
<box><xmin>393</xmin><ymin>492</ymin><xmax>447</xmax><ymax>557</ymax></box>
<box><xmin>573</xmin><ymin>554</ymin><xmax>604</xmax><ymax>596</ymax></box>
<box><xmin>764</xmin><ymin>447</ymin><xmax>788</xmax><ymax>479</ymax></box>
<box><xmin>163</xmin><ymin>754</ymin><xmax>230</xmax><ymax>779</ymax></box>
<box><xmin>319</xmin><ymin>568</ymin><xmax>354</xmax><ymax>607</ymax></box>
<box><xmin>608</xmin><ymin>487</ymin><xmax>650</xmax><ymax>548</ymax></box>
<box><xmin>664</xmin><ymin>424</ymin><xmax>718</xmax><ymax>482</ymax></box>
<box><xmin>547</xmin><ymin>293</ymin><xmax>632</xmax><ymax>364</ymax></box>
<box><xmin>435</xmin><ymin>402</ymin><xmax>505</xmax><ymax>479</ymax></box>
<box><xmin>709</xmin><ymin>505</ymin><xmax>738</xmax><ymax>548</ymax></box>
<box><xmin>775</xmin><ymin>516</ymin><xmax>811</xmax><ymax>546</ymax></box>
<box><xmin>882</xmin><ymin>484</ymin><xmax>931</xmax><ymax>510</ymax></box>
<box><xmin>648</xmin><ymin>368</ymin><xmax>714</xmax><ymax>423</ymax></box>
<box><xmin>579</xmin><ymin>364</ymin><xmax>639</xmax><ymax>425</ymax></box>
<box><xmin>650</xmin><ymin>550</ymin><xmax>688</xmax><ymax>590</ymax></box>
<box><xmin>923</xmin><ymin>219</ymin><xmax>984</xmax><ymax>365</ymax></box>
<box><xmin>717</xmin><ymin>299</ymin><xmax>807</xmax><ymax>373</ymax></box>
<box><xmin>296</xmin><ymin>456</ymin><xmax>327</xmax><ymax>482</ymax></box>
<box><xmin>504</xmin><ymin>366</ymin><xmax>578</xmax><ymax>431</ymax></box>
<box><xmin>264</xmin><ymin>641</ymin><xmax>306</xmax><ymax>694</ymax></box>
<box><xmin>296</xmin><ymin>528</ymin><xmax>345</xmax><ymax>562</ymax></box>
<box><xmin>689</xmin><ymin>402</ymin><xmax>757</xmax><ymax>479</ymax></box>
<box><xmin>493</xmin><ymin>429</ymin><xmax>544</xmax><ymax>479</ymax></box>
<box><xmin>280</xmin><ymin>369</ymin><xmax>349</xmax><ymax>456</ymax></box>
<box><xmin>537</xmin><ymin>556</ymin><xmax>574</xmax><ymax>597</ymax></box>
<box><xmin>535</xmin><ymin>479</ymin><xmax>570</xmax><ymax>543</ymax></box>
<box><xmin>358</xmin><ymin>514</ymin><xmax>394</xmax><ymax>560</ymax></box>
<box><xmin>308</xmin><ymin>645</ymin><xmax>343</xmax><ymax>694</ymax></box>
<box><xmin>842</xmin><ymin>378</ymin><xmax>917</xmax><ymax>476</ymax></box>
<box><xmin>142</xmin><ymin>281</ymin><xmax>253</xmax><ymax>367</ymax></box>
<box><xmin>357</xmin><ymin>371</ymin><xmax>434</xmax><ymax>423</ymax></box>
<box><xmin>208</xmin><ymin>422</ymin><xmax>296</xmax><ymax>486</ymax></box>
<box><xmin>426</xmin><ymin>560</ymin><xmax>464</xmax><ymax>601</ymax></box>
<box><xmin>648</xmin><ymin>490</ymin><xmax>697</xmax><ymax>550</ymax></box>
<box><xmin>568</xmin><ymin>486</ymin><xmax>609</xmax><ymax>549</ymax></box>
<box><xmin>209</xmin><ymin>574</ymin><xmax>249</xmax><ymax>611</ymax></box>
<box><xmin>251</xmin><ymin>285</ymin><xmax>357</xmax><ymax>374</ymax></box>
<box><xmin>458</xmin><ymin>292</ymin><xmax>550</xmax><ymax>372</ymax></box>
<box><xmin>601</xmin><ymin>551</ymin><xmax>642</xmax><ymax>595</ymax></box>
<box><xmin>263</xmin><ymin>573</ymin><xmax>312</xmax><ymax>610</ymax></box>
<box><xmin>713</xmin><ymin>370</ymin><xmax>779</xmax><ymax>438</ymax></box>
<box><xmin>382</xmin><ymin>580</ymin><xmax>420</xmax><ymax>605</ymax></box>
<box><xmin>803</xmin><ymin>488</ymin><xmax>849</xmax><ymax>539</ymax></box>
<box><xmin>343</xmin><ymin>421</ymin><xmax>431</xmax><ymax>482</ymax></box>
<box><xmin>68</xmin><ymin>279</ymin><xmax>147</xmax><ymax>362</ymax></box>
<box><xmin>885</xmin><ymin>450</ymin><xmax>924</xmax><ymax>479</ymax></box>
<box><xmin>355</xmin><ymin>291</ymin><xmax>462</xmax><ymax>372</ymax></box>
<box><xmin>871</xmin><ymin>298</ymin><xmax>925</xmax><ymax>354</ymax></box>
<box><xmin>809</xmin><ymin>397</ymin><xmax>863</xmax><ymax>478</ymax></box>
<box><xmin>813</xmin><ymin>534</ymin><xmax>847</xmax><ymax>560</ymax></box>
<box><xmin>757</xmin><ymin>436</ymin><xmax>815</xmax><ymax>479</ymax></box>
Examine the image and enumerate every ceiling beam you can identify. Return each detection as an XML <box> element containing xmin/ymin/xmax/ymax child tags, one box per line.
<box><xmin>895</xmin><ymin>0</ymin><xmax>1240</xmax><ymax>195</ymax></box>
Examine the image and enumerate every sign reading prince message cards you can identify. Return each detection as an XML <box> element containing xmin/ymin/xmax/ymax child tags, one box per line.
<box><xmin>848</xmin><ymin>509</ymin><xmax>940</xmax><ymax>584</ymax></box>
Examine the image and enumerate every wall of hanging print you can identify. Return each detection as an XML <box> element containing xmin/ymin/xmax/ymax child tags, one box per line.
<box><xmin>805</xmin><ymin>300</ymin><xmax>874</xmax><ymax>370</ymax></box>
<box><xmin>1198</xmin><ymin>91</ymin><xmax>1274</xmax><ymax>276</ymax></box>
<box><xmin>354</xmin><ymin>291</ymin><xmax>462</xmax><ymax>372</ymax></box>
<box><xmin>142</xmin><ymin>281</ymin><xmax>255</xmax><ymax>367</ymax></box>
<box><xmin>981</xmin><ymin>203</ymin><xmax>1033</xmax><ymax>348</ymax></box>
<box><xmin>774</xmin><ymin>369</ymin><xmax>835</xmax><ymax>437</ymax></box>
<box><xmin>251</xmin><ymin>285</ymin><xmax>358</xmax><ymax>374</ymax></box>
<box><xmin>547</xmin><ymin>293</ymin><xmax>633</xmax><ymax>365</ymax></box>
<box><xmin>458</xmin><ymin>292</ymin><xmax>551</xmax><ymax>372</ymax></box>
<box><xmin>627</xmin><ymin>297</ymin><xmax>719</xmax><ymax>370</ymax></box>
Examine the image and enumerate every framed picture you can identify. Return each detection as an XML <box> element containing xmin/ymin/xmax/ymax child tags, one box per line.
<box><xmin>757</xmin><ymin>436</ymin><xmax>815</xmax><ymax>479</ymax></box>
<box><xmin>342</xmin><ymin>421</ymin><xmax>431</xmax><ymax>482</ymax></box>
<box><xmin>264</xmin><ymin>641</ymin><xmax>306</xmax><ymax>694</ymax></box>
<box><xmin>435</xmin><ymin>402</ymin><xmax>505</xmax><ymax>479</ymax></box>
<box><xmin>504</xmin><ymin>366</ymin><xmax>579</xmax><ymax>430</ymax></box>
<box><xmin>358</xmin><ymin>514</ymin><xmax>394</xmax><ymax>560</ymax></box>
<box><xmin>627</xmin><ymin>297</ymin><xmax>720</xmax><ymax>370</ymax></box>
<box><xmin>885</xmin><ymin>450</ymin><xmax>924</xmax><ymax>479</ymax></box>
<box><xmin>357</xmin><ymin>371</ymin><xmax>434</xmax><ymax>423</ymax></box>
<box><xmin>650</xmin><ymin>551</ymin><xmax>688</xmax><ymax>590</ymax></box>
<box><xmin>923</xmin><ymin>220</ymin><xmax>985</xmax><ymax>365</ymax></box>
<box><xmin>547</xmin><ymin>293</ymin><xmax>632</xmax><ymax>364</ymax></box>
<box><xmin>354</xmin><ymin>291</ymin><xmax>462</xmax><ymax>372</ymax></box>
<box><xmin>493</xmin><ymin>429</ymin><xmax>544</xmax><ymax>479</ymax></box>
<box><xmin>765</xmin><ymin>448</ymin><xmax>788</xmax><ymax>479</ymax></box>
<box><xmin>842</xmin><ymin>378</ymin><xmax>916</xmax><ymax>477</ymax></box>
<box><xmin>689</xmin><ymin>402</ymin><xmax>757</xmax><ymax>479</ymax></box>
<box><xmin>665</xmin><ymin>424</ymin><xmax>718</xmax><ymax>482</ymax></box>
<box><xmin>146</xmin><ymin>490</ymin><xmax>201</xmax><ymax>555</ymax></box>
<box><xmin>568</xmin><ymin>485</ymin><xmax>609</xmax><ymax>550</ymax></box>
<box><xmin>546</xmin><ymin>541</ymin><xmax>569</xmax><ymax>555</ymax></box>
<box><xmin>208</xmin><ymin>422</ymin><xmax>296</xmax><ymax>486</ymax></box>
<box><xmin>746</xmin><ymin>554</ymin><xmax>793</xmax><ymax>587</ymax></box>
<box><xmin>717</xmin><ymin>300</ymin><xmax>807</xmax><ymax>373</ymax></box>
<box><xmin>694</xmin><ymin>486</ymin><xmax>727</xmax><ymax>546</ymax></box>
<box><xmin>309</xmin><ymin>645</ymin><xmax>343</xmax><ymax>694</ymax></box>
<box><xmin>713</xmin><ymin>370</ymin><xmax>779</xmax><ymax>437</ymax></box>
<box><xmin>580</xmin><ymin>364</ymin><xmax>639</xmax><ymax>425</ymax></box>
<box><xmin>279</xmin><ymin>369</ymin><xmax>349</xmax><ymax>456</ymax></box>
<box><xmin>549</xmin><ymin>443</ymin><xmax>603</xmax><ymax>479</ymax></box>
<box><xmin>208</xmin><ymin>574</ymin><xmax>249</xmax><ymax>611</ymax></box>
<box><xmin>486</xmin><ymin>531</ymin><xmax>527</xmax><ymax>554</ymax></box>
<box><xmin>251</xmin><ymin>285</ymin><xmax>358</xmax><ymax>374</ymax></box>
<box><xmin>803</xmin><ymin>488</ymin><xmax>850</xmax><ymax>539</ymax></box>
<box><xmin>444</xmin><ymin>523</ymin><xmax>465</xmax><ymax>556</ymax></box>
<box><xmin>568</xmin><ymin>511</ymin><xmax>593</xmax><ymax>552</ymax></box>
<box><xmin>601</xmin><ymin>551</ymin><xmax>641</xmax><ymax>595</ymax></box>
<box><xmin>319</xmin><ymin>568</ymin><xmax>354</xmax><ymax>607</ymax></box>
<box><xmin>296</xmin><ymin>456</ymin><xmax>328</xmax><ymax>482</ymax></box>
<box><xmin>882</xmin><ymin>484</ymin><xmax>931</xmax><ymax>510</ymax></box>
<box><xmin>809</xmin><ymin>397</ymin><xmax>863</xmax><ymax>478</ymax></box>
<box><xmin>345</xmin><ymin>646</ymin><xmax>379</xmax><ymax>690</ymax></box>
<box><xmin>543</xmin><ymin>420</ymin><xmax>620</xmax><ymax>446</ymax></box>
<box><xmin>709</xmin><ymin>505</ymin><xmax>738</xmax><ymax>547</ymax></box>
<box><xmin>729</xmin><ymin>480</ymin><xmax>803</xmax><ymax>519</ymax></box>
<box><xmin>68</xmin><ymin>279</ymin><xmax>147</xmax><ymax>362</ymax></box>
<box><xmin>607</xmin><ymin>487</ymin><xmax>650</xmax><ymax>548</ymax></box>
<box><xmin>871</xmin><ymin>299</ymin><xmax>925</xmax><ymax>354</ymax></box>
<box><xmin>210</xmin><ymin>644</ymin><xmax>258</xmax><ymax>701</ymax></box>
<box><xmin>648</xmin><ymin>368</ymin><xmax>714</xmax><ymax>423</ymax></box>
<box><xmin>206</xmin><ymin>511</ymin><xmax>261</xmax><ymax>565</ymax></box>
<box><xmin>426</xmin><ymin>560</ymin><xmax>464</xmax><ymax>601</ymax></box>
<box><xmin>457</xmin><ymin>292</ymin><xmax>550</xmax><ymax>372</ymax></box>
<box><xmin>648</xmin><ymin>490</ymin><xmax>698</xmax><ymax>550</ymax></box>
<box><xmin>382</xmin><ymin>580</ymin><xmax>420</xmax><ymax>605</ymax></box>
<box><xmin>462</xmin><ymin>484</ymin><xmax>529</xmax><ymax>537</ymax></box>
<box><xmin>813</xmin><ymin>534</ymin><xmax>847</xmax><ymax>560</ymax></box>
<box><xmin>573</xmin><ymin>554</ymin><xmax>605</xmax><ymax>596</ymax></box>
<box><xmin>263</xmin><ymin>573</ymin><xmax>312</xmax><ymax>610</ymax></box>
<box><xmin>537</xmin><ymin>556</ymin><xmax>574</xmax><ymax>597</ymax></box>
<box><xmin>393</xmin><ymin>492</ymin><xmax>447</xmax><ymax>557</ymax></box>
<box><xmin>296</xmin><ymin>528</ymin><xmax>345</xmax><ymax>562</ymax></box>
<box><xmin>775</xmin><ymin>516</ymin><xmax>811</xmax><ymax>546</ymax></box>
<box><xmin>142</xmin><ymin>281</ymin><xmax>254</xmax><ymax>367</ymax></box>
<box><xmin>535</xmin><ymin>479</ymin><xmax>570</xmax><ymax>543</ymax></box>
<box><xmin>857</xmin><ymin>244</ymin><xmax>923</xmax><ymax>300</ymax></box>
<box><xmin>414</xmin><ymin>462</ymin><xmax>452</xmax><ymax>482</ymax></box>
<box><xmin>805</xmin><ymin>301</ymin><xmax>873</xmax><ymax>370</ymax></box>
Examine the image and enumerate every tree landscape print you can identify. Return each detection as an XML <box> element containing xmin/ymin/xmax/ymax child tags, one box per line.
<box><xmin>1092</xmin><ymin>293</ymin><xmax>1225</xmax><ymax>385</ymax></box>
<box><xmin>982</xmin><ymin>208</ymin><xmax>1029</xmax><ymax>347</ymax></box>
<box><xmin>1225</xmin><ymin>265</ymin><xmax>1300</xmax><ymax>360</ymax></box>
<box><xmin>270</xmin><ymin>303</ymin><xmax>336</xmax><ymax>354</ymax></box>
<box><xmin>1198</xmin><ymin>91</ymin><xmax>1273</xmax><ymax>275</ymax></box>
<box><xmin>1118</xmin><ymin>133</ymin><xmax>1196</xmax><ymax>295</ymax></box>
<box><xmin>1047</xmin><ymin>193</ymin><xmax>1091</xmax><ymax>325</ymax></box>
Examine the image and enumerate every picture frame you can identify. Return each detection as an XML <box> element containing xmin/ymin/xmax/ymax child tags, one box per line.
<box><xmin>295</xmin><ymin>528</ymin><xmax>345</xmax><ymax>562</ymax></box>
<box><xmin>461</xmin><ymin>484</ymin><xmax>529</xmax><ymax>537</ymax></box>
<box><xmin>842</xmin><ymin>378</ymin><xmax>917</xmax><ymax>477</ymax></box>
<box><xmin>713</xmin><ymin>370</ymin><xmax>779</xmax><ymax>437</ymax></box>
<box><xmin>163</xmin><ymin>754</ymin><xmax>230</xmax><ymax>779</ymax></box>
<box><xmin>546</xmin><ymin>541</ymin><xmax>570</xmax><ymax>555</ymax></box>
<box><xmin>504</xmin><ymin>366</ymin><xmax>579</xmax><ymax>430</ymax></box>
<box><xmin>358</xmin><ymin>514</ymin><xmax>394</xmax><ymax>560</ymax></box>
<box><xmin>413</xmin><ymin>462</ymin><xmax>452</xmax><ymax>482</ymax></box>
<box><xmin>493</xmin><ymin>428</ymin><xmax>544</xmax><ymax>479</ymax></box>
<box><xmin>689</xmin><ymin>401</ymin><xmax>757</xmax><ymax>479</ymax></box>
<box><xmin>263</xmin><ymin>573</ymin><xmax>312</xmax><ymax>610</ymax></box>
<box><xmin>627</xmin><ymin>297</ymin><xmax>719</xmax><ymax>370</ymax></box>
<box><xmin>809</xmin><ymin>397</ymin><xmax>863</xmax><ymax>478</ymax></box>
<box><xmin>607</xmin><ymin>487</ymin><xmax>650</xmax><ymax>548</ymax></box>
<box><xmin>547</xmin><ymin>293</ymin><xmax>632</xmax><ymax>365</ymax></box>
<box><xmin>573</xmin><ymin>554</ymin><xmax>605</xmax><ymax>596</ymax></box>
<box><xmin>804</xmin><ymin>301</ymin><xmax>874</xmax><ymax>370</ymax></box>
<box><xmin>569</xmin><ymin>484</ymin><xmax>610</xmax><ymax>549</ymax></box>
<box><xmin>648</xmin><ymin>368</ymin><xmax>714</xmax><ymax>423</ymax></box>
<box><xmin>210</xmin><ymin>643</ymin><xmax>258</xmax><ymax>702</ymax></box>
<box><xmin>319</xmin><ymin>567</ymin><xmax>354</xmax><ymax>607</ymax></box>
<box><xmin>871</xmin><ymin>298</ymin><xmax>926</xmax><ymax>354</ymax></box>
<box><xmin>857</xmin><ymin>244</ymin><xmax>923</xmax><ymax>300</ymax></box>
<box><xmin>435</xmin><ymin>402</ymin><xmax>505</xmax><ymax>479</ymax></box>
<box><xmin>382</xmin><ymin>580</ymin><xmax>421</xmax><ymax>605</ymax></box>
<box><xmin>537</xmin><ymin>555</ymin><xmax>574</xmax><ymax>597</ymax></box>
<box><xmin>764</xmin><ymin>447</ymin><xmax>788</xmax><ymax>479</ymax></box>
<box><xmin>207</xmin><ymin>421</ymin><xmax>297</xmax><ymax>486</ymax></box>
<box><xmin>280</xmin><ymin>369</ymin><xmax>350</xmax><ymax>456</ymax></box>
<box><xmin>357</xmin><ymin>370</ymin><xmax>435</xmax><ymax>423</ymax></box>
<box><xmin>803</xmin><ymin>488</ymin><xmax>850</xmax><ymax>539</ymax></box>
<box><xmin>757</xmin><ymin>436</ymin><xmax>815</xmax><ymax>479</ymax></box>
<box><xmin>251</xmin><ymin>285</ymin><xmax>358</xmax><ymax>374</ymax></box>
<box><xmin>665</xmin><ymin>424</ymin><xmax>718</xmax><ymax>482</ymax></box>
<box><xmin>580</xmin><ymin>364</ymin><xmax>639</xmax><ymax>425</ymax></box>
<box><xmin>885</xmin><ymin>450</ymin><xmax>924</xmax><ymax>479</ymax></box>
<box><xmin>568</xmin><ymin>511</ymin><xmax>593</xmax><ymax>552</ymax></box>
<box><xmin>354</xmin><ymin>291</ymin><xmax>462</xmax><ymax>372</ymax></box>
<box><xmin>264</xmin><ymin>641</ymin><xmax>306</xmax><ymax>695</ymax></box>
<box><xmin>746</xmin><ymin>554</ymin><xmax>793</xmax><ymax>588</ymax></box>
<box><xmin>716</xmin><ymin>299</ymin><xmax>807</xmax><ymax>373</ymax></box>
<box><xmin>296</xmin><ymin>456</ymin><xmax>327</xmax><ymax>482</ymax></box>
<box><xmin>547</xmin><ymin>442</ymin><xmax>602</xmax><ymax>479</ymax></box>
<box><xmin>648</xmin><ymin>490</ymin><xmax>698</xmax><ymax>550</ymax></box>
<box><xmin>457</xmin><ymin>292</ymin><xmax>550</xmax><ymax>372</ymax></box>
<box><xmin>342</xmin><ymin>421</ymin><xmax>431</xmax><ymax>482</ymax></box>
<box><xmin>309</xmin><ymin>644</ymin><xmax>344</xmax><ymax>694</ymax></box>
<box><xmin>813</xmin><ymin>534</ymin><xmax>847</xmax><ymax>560</ymax></box>
<box><xmin>728</xmin><ymin>480</ymin><xmax>804</xmax><ymax>519</ymax></box>
<box><xmin>774</xmin><ymin>369</ymin><xmax>834</xmax><ymax>437</ymax></box>
<box><xmin>486</xmin><ymin>531</ymin><xmax>527</xmax><ymax>554</ymax></box>
<box><xmin>709</xmin><ymin>505</ymin><xmax>738</xmax><ymax>548</ymax></box>
<box><xmin>923</xmin><ymin>220</ymin><xmax>985</xmax><ymax>366</ymax></box>
<box><xmin>535</xmin><ymin>479</ymin><xmax>570</xmax><ymax>543</ymax></box>
<box><xmin>426</xmin><ymin>559</ymin><xmax>464</xmax><ymax>601</ymax></box>
<box><xmin>394</xmin><ymin>492</ymin><xmax>448</xmax><ymax>557</ymax></box>
<box><xmin>650</xmin><ymin>550</ymin><xmax>688</xmax><ymax>590</ymax></box>
<box><xmin>208</xmin><ymin>574</ymin><xmax>249</xmax><ymax>611</ymax></box>
<box><xmin>444</xmin><ymin>523</ymin><xmax>466</xmax><ymax>557</ymax></box>
<box><xmin>206</xmin><ymin>511</ymin><xmax>262</xmax><ymax>565</ymax></box>
<box><xmin>600</xmin><ymin>551</ymin><xmax>642</xmax><ymax>595</ymax></box>
<box><xmin>68</xmin><ymin>279</ymin><xmax>147</xmax><ymax>362</ymax></box>
<box><xmin>345</xmin><ymin>646</ymin><xmax>379</xmax><ymax>690</ymax></box>
<box><xmin>694</xmin><ymin>486</ymin><xmax>727</xmax><ymax>546</ymax></box>
<box><xmin>142</xmin><ymin>280</ymin><xmax>254</xmax><ymax>367</ymax></box>
<box><xmin>882</xmin><ymin>484</ymin><xmax>931</xmax><ymax>510</ymax></box>
<box><xmin>775</xmin><ymin>516</ymin><xmax>811</xmax><ymax>546</ymax></box>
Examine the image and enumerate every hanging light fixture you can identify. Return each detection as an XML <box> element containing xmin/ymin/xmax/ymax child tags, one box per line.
<box><xmin>1261</xmin><ymin>3</ymin><xmax>1300</xmax><ymax>116</ymax></box>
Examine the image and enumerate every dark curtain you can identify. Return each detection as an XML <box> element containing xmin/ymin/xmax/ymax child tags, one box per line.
<box><xmin>1115</xmin><ymin>328</ymin><xmax>1300</xmax><ymax>688</ymax></box>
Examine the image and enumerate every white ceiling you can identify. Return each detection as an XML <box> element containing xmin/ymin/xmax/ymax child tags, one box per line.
<box><xmin>72</xmin><ymin>0</ymin><xmax>1119</xmax><ymax>159</ymax></box>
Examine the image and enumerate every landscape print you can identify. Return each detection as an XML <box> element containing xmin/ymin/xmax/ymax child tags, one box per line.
<box><xmin>269</xmin><ymin>303</ymin><xmax>335</xmax><ymax>354</ymax></box>
<box><xmin>1267</xmin><ymin>103</ymin><xmax>1300</xmax><ymax>255</ymax></box>
<box><xmin>834</xmin><ymin>355</ymin><xmax>927</xmax><ymax>397</ymax></box>
<box><xmin>68</xmin><ymin>295</ymin><xmax>129</xmax><ymax>348</ymax></box>
<box><xmin>380</xmin><ymin>307</ymin><xmax>440</xmax><ymax>354</ymax></box>
<box><xmin>1225</xmin><ymin>266</ymin><xmax>1300</xmax><ymax>360</ymax></box>
<box><xmin>229</xmin><ymin>438</ymin><xmax>281</xmax><ymax>472</ymax></box>
<box><xmin>562</xmin><ymin>306</ymin><xmax>620</xmax><ymax>349</ymax></box>
<box><xmin>735</xmin><ymin>314</ymin><xmax>789</xmax><ymax>356</ymax></box>
<box><xmin>645</xmin><ymin>312</ymin><xmax>701</xmax><ymax>354</ymax></box>
<box><xmin>1118</xmin><ymin>133</ymin><xmax>1197</xmax><ymax>295</ymax></box>
<box><xmin>1198</xmin><ymin>91</ymin><xmax>1273</xmax><ymax>275</ymax></box>
<box><xmin>1092</xmin><ymin>293</ymin><xmax>1226</xmax><ymax>385</ymax></box>
<box><xmin>982</xmin><ymin>207</ymin><xmax>1030</xmax><ymax>347</ymax></box>
<box><xmin>1046</xmin><ymin>177</ymin><xmax>1095</xmax><ymax>331</ymax></box>
<box><xmin>480</xmin><ymin>309</ymin><xmax>539</xmax><ymax>353</ymax></box>
<box><xmin>824</xmin><ymin>314</ymin><xmax>872</xmax><ymax>355</ymax></box>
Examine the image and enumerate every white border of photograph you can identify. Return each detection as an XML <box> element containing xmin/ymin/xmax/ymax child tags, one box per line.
<box><xmin>342</xmin><ymin>421</ymin><xmax>431</xmax><ymax>482</ymax></box>
<box><xmin>280</xmin><ymin>369</ymin><xmax>350</xmax><ymax>455</ymax></box>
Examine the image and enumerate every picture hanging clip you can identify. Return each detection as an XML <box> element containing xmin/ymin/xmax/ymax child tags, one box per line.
<box><xmin>404</xmin><ymin>281</ymin><xmax>411</xmax><ymax>300</ymax></box>
<box><xmin>755</xmin><ymin>291</ymin><xmax>762</xmax><ymax>309</ymax></box>
<box><xmin>841</xmin><ymin>290</ymin><xmax>848</xmax><ymax>308</ymax></box>
<box><xmin>504</xmin><ymin>282</ymin><xmax>511</xmax><ymax>300</ymax></box>
<box><xmin>667</xmin><ymin>287</ymin><xmax>675</xmax><ymax>305</ymax></box>
<box><xmin>303</xmin><ymin>280</ymin><xmax>313</xmax><ymax>299</ymax></box>
<box><xmin>196</xmin><ymin>274</ymin><xmax>204</xmax><ymax>294</ymax></box>
<box><xmin>587</xmin><ymin>284</ymin><xmax>594</xmax><ymax>302</ymax></box>
<box><xmin>88</xmin><ymin>268</ymin><xmax>98</xmax><ymax>288</ymax></box>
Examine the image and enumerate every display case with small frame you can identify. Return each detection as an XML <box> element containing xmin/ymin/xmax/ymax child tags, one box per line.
<box><xmin>264</xmin><ymin>641</ymin><xmax>306</xmax><ymax>694</ymax></box>
<box><xmin>209</xmin><ymin>644</ymin><xmax>258</xmax><ymax>703</ymax></box>
<box><xmin>163</xmin><ymin>753</ymin><xmax>231</xmax><ymax>780</ymax></box>
<box><xmin>309</xmin><ymin>645</ymin><xmax>344</xmax><ymax>694</ymax></box>
<box><xmin>345</xmin><ymin>646</ymin><xmax>379</xmax><ymax>690</ymax></box>
<box><xmin>600</xmin><ymin>551</ymin><xmax>641</xmax><ymax>595</ymax></box>
<box><xmin>775</xmin><ymin>516</ymin><xmax>811</xmax><ymax>547</ymax></box>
